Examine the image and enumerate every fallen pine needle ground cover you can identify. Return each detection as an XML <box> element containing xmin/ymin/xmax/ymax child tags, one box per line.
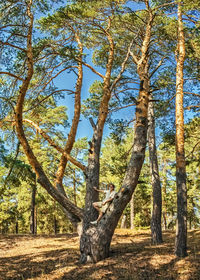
<box><xmin>0</xmin><ymin>229</ymin><xmax>199</xmax><ymax>280</ymax></box>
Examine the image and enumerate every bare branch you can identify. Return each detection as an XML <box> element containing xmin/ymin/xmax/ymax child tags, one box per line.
<box><xmin>150</xmin><ymin>56</ymin><xmax>166</xmax><ymax>78</ymax></box>
<box><xmin>0</xmin><ymin>71</ymin><xmax>24</xmax><ymax>81</ymax></box>
<box><xmin>185</xmin><ymin>104</ymin><xmax>200</xmax><ymax>110</ymax></box>
<box><xmin>109</xmin><ymin>103</ymin><xmax>136</xmax><ymax>113</ymax></box>
<box><xmin>110</xmin><ymin>40</ymin><xmax>134</xmax><ymax>92</ymax></box>
<box><xmin>184</xmin><ymin>92</ymin><xmax>200</xmax><ymax>98</ymax></box>
<box><xmin>24</xmin><ymin>89</ymin><xmax>75</xmax><ymax>113</ymax></box>
<box><xmin>130</xmin><ymin>50</ymin><xmax>138</xmax><ymax>65</ymax></box>
<box><xmin>153</xmin><ymin>1</ymin><xmax>177</xmax><ymax>12</ymax></box>
<box><xmin>0</xmin><ymin>97</ymin><xmax>16</xmax><ymax>113</ymax></box>
<box><xmin>0</xmin><ymin>24</ymin><xmax>26</xmax><ymax>30</ymax></box>
<box><xmin>89</xmin><ymin>117</ymin><xmax>96</xmax><ymax>130</ymax></box>
<box><xmin>23</xmin><ymin>119</ymin><xmax>86</xmax><ymax>172</ymax></box>
<box><xmin>186</xmin><ymin>141</ymin><xmax>200</xmax><ymax>159</ymax></box>
<box><xmin>0</xmin><ymin>40</ymin><xmax>26</xmax><ymax>52</ymax></box>
<box><xmin>82</xmin><ymin>61</ymin><xmax>104</xmax><ymax>79</ymax></box>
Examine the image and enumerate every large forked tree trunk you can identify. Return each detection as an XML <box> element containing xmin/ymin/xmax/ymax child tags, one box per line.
<box><xmin>79</xmin><ymin>19</ymin><xmax>115</xmax><ymax>263</ymax></box>
<box><xmin>148</xmin><ymin>96</ymin><xmax>163</xmax><ymax>244</ymax></box>
<box><xmin>80</xmin><ymin>70</ymin><xmax>150</xmax><ymax>263</ymax></box>
<box><xmin>175</xmin><ymin>1</ymin><xmax>187</xmax><ymax>257</ymax></box>
<box><xmin>79</xmin><ymin>3</ymin><xmax>153</xmax><ymax>263</ymax></box>
<box><xmin>12</xmin><ymin>0</ymin><xmax>151</xmax><ymax>264</ymax></box>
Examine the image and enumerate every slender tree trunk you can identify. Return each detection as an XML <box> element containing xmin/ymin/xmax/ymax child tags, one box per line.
<box><xmin>148</xmin><ymin>96</ymin><xmax>163</xmax><ymax>244</ymax></box>
<box><xmin>30</xmin><ymin>182</ymin><xmax>37</xmax><ymax>234</ymax></box>
<box><xmin>130</xmin><ymin>193</ymin><xmax>135</xmax><ymax>230</ymax></box>
<box><xmin>175</xmin><ymin>1</ymin><xmax>187</xmax><ymax>257</ymax></box>
<box><xmin>73</xmin><ymin>169</ymin><xmax>77</xmax><ymax>206</ymax></box>
<box><xmin>15</xmin><ymin>217</ymin><xmax>18</xmax><ymax>234</ymax></box>
<box><xmin>54</xmin><ymin>216</ymin><xmax>58</xmax><ymax>234</ymax></box>
<box><xmin>35</xmin><ymin>206</ymin><xmax>37</xmax><ymax>234</ymax></box>
<box><xmin>121</xmin><ymin>215</ymin><xmax>127</xmax><ymax>229</ymax></box>
<box><xmin>162</xmin><ymin>160</ymin><xmax>168</xmax><ymax>230</ymax></box>
<box><xmin>162</xmin><ymin>168</ymin><xmax>167</xmax><ymax>230</ymax></box>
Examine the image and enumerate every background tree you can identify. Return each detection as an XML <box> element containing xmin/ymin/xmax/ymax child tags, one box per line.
<box><xmin>0</xmin><ymin>0</ymin><xmax>200</xmax><ymax>264</ymax></box>
<box><xmin>174</xmin><ymin>0</ymin><xmax>187</xmax><ymax>257</ymax></box>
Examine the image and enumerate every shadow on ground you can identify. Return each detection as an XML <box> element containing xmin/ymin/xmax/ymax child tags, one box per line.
<box><xmin>0</xmin><ymin>230</ymin><xmax>199</xmax><ymax>280</ymax></box>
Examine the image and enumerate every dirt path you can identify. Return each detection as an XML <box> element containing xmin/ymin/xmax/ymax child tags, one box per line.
<box><xmin>0</xmin><ymin>229</ymin><xmax>200</xmax><ymax>280</ymax></box>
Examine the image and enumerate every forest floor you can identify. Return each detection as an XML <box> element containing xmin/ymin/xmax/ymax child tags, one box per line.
<box><xmin>0</xmin><ymin>229</ymin><xmax>200</xmax><ymax>280</ymax></box>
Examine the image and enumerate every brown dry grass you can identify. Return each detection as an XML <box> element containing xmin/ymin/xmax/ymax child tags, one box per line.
<box><xmin>0</xmin><ymin>229</ymin><xmax>200</xmax><ymax>280</ymax></box>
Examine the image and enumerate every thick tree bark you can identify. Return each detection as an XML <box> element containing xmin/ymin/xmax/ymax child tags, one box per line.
<box><xmin>148</xmin><ymin>97</ymin><xmax>163</xmax><ymax>244</ymax></box>
<box><xmin>80</xmin><ymin>56</ymin><xmax>150</xmax><ymax>263</ymax></box>
<box><xmin>80</xmin><ymin>77</ymin><xmax>150</xmax><ymax>262</ymax></box>
<box><xmin>11</xmin><ymin>0</ymin><xmax>151</xmax><ymax>263</ymax></box>
<box><xmin>79</xmin><ymin>4</ymin><xmax>152</xmax><ymax>263</ymax></box>
<box><xmin>175</xmin><ymin>1</ymin><xmax>187</xmax><ymax>257</ymax></box>
<box><xmin>80</xmin><ymin>19</ymin><xmax>115</xmax><ymax>263</ymax></box>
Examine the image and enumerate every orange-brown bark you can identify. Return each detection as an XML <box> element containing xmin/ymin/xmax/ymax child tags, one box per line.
<box><xmin>175</xmin><ymin>1</ymin><xmax>187</xmax><ymax>257</ymax></box>
<box><xmin>55</xmin><ymin>30</ymin><xmax>83</xmax><ymax>194</ymax></box>
<box><xmin>14</xmin><ymin>1</ymin><xmax>83</xmax><ymax>222</ymax></box>
<box><xmin>23</xmin><ymin>119</ymin><xmax>86</xmax><ymax>172</ymax></box>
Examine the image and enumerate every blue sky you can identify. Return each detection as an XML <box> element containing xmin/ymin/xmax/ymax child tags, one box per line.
<box><xmin>53</xmin><ymin>1</ymin><xmax>145</xmax><ymax>141</ymax></box>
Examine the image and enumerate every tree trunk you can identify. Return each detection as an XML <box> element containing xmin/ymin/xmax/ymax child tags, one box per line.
<box><xmin>30</xmin><ymin>182</ymin><xmax>37</xmax><ymax>234</ymax></box>
<box><xmin>80</xmin><ymin>6</ymin><xmax>152</xmax><ymax>263</ymax></box>
<box><xmin>121</xmin><ymin>215</ymin><xmax>127</xmax><ymax>229</ymax></box>
<box><xmin>175</xmin><ymin>1</ymin><xmax>187</xmax><ymax>257</ymax></box>
<box><xmin>73</xmin><ymin>169</ymin><xmax>77</xmax><ymax>206</ymax></box>
<box><xmin>130</xmin><ymin>193</ymin><xmax>135</xmax><ymax>230</ymax></box>
<box><xmin>54</xmin><ymin>216</ymin><xmax>58</xmax><ymax>235</ymax></box>
<box><xmin>80</xmin><ymin>20</ymin><xmax>115</xmax><ymax>263</ymax></box>
<box><xmin>35</xmin><ymin>206</ymin><xmax>37</xmax><ymax>234</ymax></box>
<box><xmin>148</xmin><ymin>97</ymin><xmax>163</xmax><ymax>244</ymax></box>
<box><xmin>80</xmin><ymin>66</ymin><xmax>150</xmax><ymax>263</ymax></box>
<box><xmin>15</xmin><ymin>218</ymin><xmax>18</xmax><ymax>234</ymax></box>
<box><xmin>162</xmin><ymin>159</ymin><xmax>168</xmax><ymax>230</ymax></box>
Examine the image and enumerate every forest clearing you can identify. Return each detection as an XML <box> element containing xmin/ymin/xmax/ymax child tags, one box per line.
<box><xmin>1</xmin><ymin>229</ymin><xmax>200</xmax><ymax>280</ymax></box>
<box><xmin>0</xmin><ymin>0</ymin><xmax>200</xmax><ymax>271</ymax></box>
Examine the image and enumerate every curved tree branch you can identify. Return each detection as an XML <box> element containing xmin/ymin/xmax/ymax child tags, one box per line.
<box><xmin>14</xmin><ymin>1</ymin><xmax>83</xmax><ymax>223</ymax></box>
<box><xmin>0</xmin><ymin>71</ymin><xmax>24</xmax><ymax>81</ymax></box>
<box><xmin>23</xmin><ymin>119</ymin><xmax>86</xmax><ymax>172</ymax></box>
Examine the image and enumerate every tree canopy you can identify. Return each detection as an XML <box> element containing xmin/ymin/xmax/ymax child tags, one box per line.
<box><xmin>0</xmin><ymin>0</ymin><xmax>200</xmax><ymax>262</ymax></box>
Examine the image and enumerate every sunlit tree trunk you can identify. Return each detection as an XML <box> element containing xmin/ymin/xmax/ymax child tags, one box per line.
<box><xmin>162</xmin><ymin>159</ymin><xmax>168</xmax><ymax>231</ymax></box>
<box><xmin>175</xmin><ymin>1</ymin><xmax>187</xmax><ymax>257</ymax></box>
<box><xmin>148</xmin><ymin>96</ymin><xmax>163</xmax><ymax>244</ymax></box>
<box><xmin>80</xmin><ymin>20</ymin><xmax>115</xmax><ymax>263</ymax></box>
<box><xmin>73</xmin><ymin>169</ymin><xmax>77</xmax><ymax>206</ymax></box>
<box><xmin>130</xmin><ymin>193</ymin><xmax>135</xmax><ymax>230</ymax></box>
<box><xmin>79</xmin><ymin>4</ymin><xmax>154</xmax><ymax>261</ymax></box>
<box><xmin>11</xmin><ymin>0</ymin><xmax>151</xmax><ymax>264</ymax></box>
